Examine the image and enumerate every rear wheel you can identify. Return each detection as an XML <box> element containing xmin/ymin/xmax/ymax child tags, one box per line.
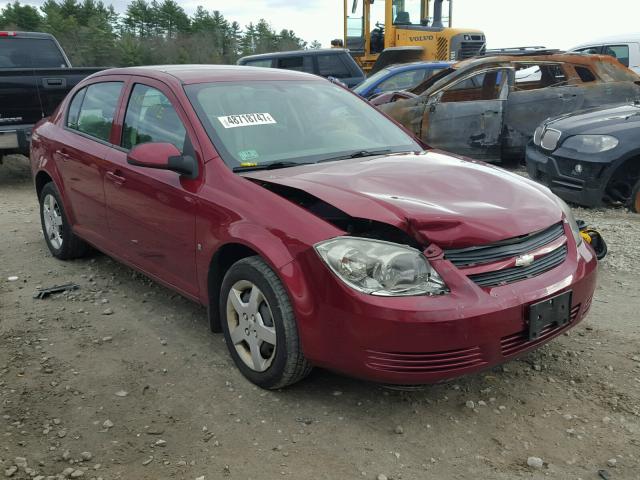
<box><xmin>39</xmin><ymin>182</ymin><xmax>90</xmax><ymax>259</ymax></box>
<box><xmin>631</xmin><ymin>178</ymin><xmax>640</xmax><ymax>213</ymax></box>
<box><xmin>219</xmin><ymin>256</ymin><xmax>311</xmax><ymax>389</ymax></box>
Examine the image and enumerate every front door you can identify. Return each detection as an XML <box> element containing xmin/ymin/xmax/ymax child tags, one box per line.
<box><xmin>103</xmin><ymin>79</ymin><xmax>200</xmax><ymax>298</ymax></box>
<box><xmin>425</xmin><ymin>68</ymin><xmax>509</xmax><ymax>160</ymax></box>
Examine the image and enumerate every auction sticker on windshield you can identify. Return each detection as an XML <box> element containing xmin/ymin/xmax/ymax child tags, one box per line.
<box><xmin>218</xmin><ymin>113</ymin><xmax>276</xmax><ymax>129</ymax></box>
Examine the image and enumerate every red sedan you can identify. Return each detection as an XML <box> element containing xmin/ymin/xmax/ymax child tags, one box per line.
<box><xmin>30</xmin><ymin>65</ymin><xmax>598</xmax><ymax>389</ymax></box>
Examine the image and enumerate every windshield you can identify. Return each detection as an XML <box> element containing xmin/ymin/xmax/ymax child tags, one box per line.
<box><xmin>185</xmin><ymin>80</ymin><xmax>420</xmax><ymax>169</ymax></box>
<box><xmin>0</xmin><ymin>38</ymin><xmax>67</xmax><ymax>68</ymax></box>
<box><xmin>354</xmin><ymin>68</ymin><xmax>392</xmax><ymax>94</ymax></box>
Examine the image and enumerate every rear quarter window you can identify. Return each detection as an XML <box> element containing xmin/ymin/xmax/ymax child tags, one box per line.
<box><xmin>574</xmin><ymin>66</ymin><xmax>597</xmax><ymax>82</ymax></box>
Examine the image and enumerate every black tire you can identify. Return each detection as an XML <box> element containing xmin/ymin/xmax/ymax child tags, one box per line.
<box><xmin>39</xmin><ymin>182</ymin><xmax>90</xmax><ymax>259</ymax></box>
<box><xmin>631</xmin><ymin>178</ymin><xmax>640</xmax><ymax>214</ymax></box>
<box><xmin>219</xmin><ymin>256</ymin><xmax>311</xmax><ymax>389</ymax></box>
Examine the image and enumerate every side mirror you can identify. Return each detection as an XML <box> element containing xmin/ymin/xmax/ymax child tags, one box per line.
<box><xmin>127</xmin><ymin>142</ymin><xmax>198</xmax><ymax>179</ymax></box>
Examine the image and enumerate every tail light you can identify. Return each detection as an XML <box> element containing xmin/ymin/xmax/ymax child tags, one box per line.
<box><xmin>0</xmin><ymin>31</ymin><xmax>18</xmax><ymax>36</ymax></box>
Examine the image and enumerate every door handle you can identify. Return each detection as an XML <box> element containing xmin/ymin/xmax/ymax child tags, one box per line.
<box><xmin>42</xmin><ymin>78</ymin><xmax>66</xmax><ymax>89</ymax></box>
<box><xmin>55</xmin><ymin>149</ymin><xmax>71</xmax><ymax>161</ymax></box>
<box><xmin>106</xmin><ymin>171</ymin><xmax>126</xmax><ymax>186</ymax></box>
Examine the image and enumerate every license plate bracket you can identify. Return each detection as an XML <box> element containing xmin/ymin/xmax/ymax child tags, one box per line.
<box><xmin>528</xmin><ymin>290</ymin><xmax>572</xmax><ymax>341</ymax></box>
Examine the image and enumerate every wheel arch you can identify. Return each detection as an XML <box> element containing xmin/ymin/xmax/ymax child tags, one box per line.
<box><xmin>206</xmin><ymin>242</ymin><xmax>262</xmax><ymax>333</ymax></box>
<box><xmin>604</xmin><ymin>151</ymin><xmax>640</xmax><ymax>205</ymax></box>
<box><xmin>35</xmin><ymin>170</ymin><xmax>54</xmax><ymax>199</ymax></box>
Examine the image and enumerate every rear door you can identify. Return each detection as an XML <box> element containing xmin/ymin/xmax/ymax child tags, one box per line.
<box><xmin>103</xmin><ymin>78</ymin><xmax>199</xmax><ymax>298</ymax></box>
<box><xmin>424</xmin><ymin>68</ymin><xmax>510</xmax><ymax>160</ymax></box>
<box><xmin>55</xmin><ymin>79</ymin><xmax>125</xmax><ymax>246</ymax></box>
<box><xmin>503</xmin><ymin>63</ymin><xmax>585</xmax><ymax>155</ymax></box>
<box><xmin>316</xmin><ymin>53</ymin><xmax>361</xmax><ymax>87</ymax></box>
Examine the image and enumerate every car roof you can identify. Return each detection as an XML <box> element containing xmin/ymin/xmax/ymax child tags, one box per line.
<box><xmin>452</xmin><ymin>52</ymin><xmax>624</xmax><ymax>70</ymax></box>
<box><xmin>572</xmin><ymin>33</ymin><xmax>640</xmax><ymax>47</ymax></box>
<box><xmin>92</xmin><ymin>64</ymin><xmax>324</xmax><ymax>85</ymax></box>
<box><xmin>0</xmin><ymin>31</ymin><xmax>56</xmax><ymax>39</ymax></box>
<box><xmin>386</xmin><ymin>61</ymin><xmax>453</xmax><ymax>71</ymax></box>
<box><xmin>239</xmin><ymin>48</ymin><xmax>349</xmax><ymax>61</ymax></box>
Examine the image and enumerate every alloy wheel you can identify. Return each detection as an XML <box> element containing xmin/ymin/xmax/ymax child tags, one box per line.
<box><xmin>42</xmin><ymin>193</ymin><xmax>64</xmax><ymax>250</ymax></box>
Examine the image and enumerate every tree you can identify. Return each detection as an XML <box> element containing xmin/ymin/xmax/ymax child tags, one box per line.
<box><xmin>308</xmin><ymin>40</ymin><xmax>322</xmax><ymax>50</ymax></box>
<box><xmin>0</xmin><ymin>1</ymin><xmax>43</xmax><ymax>30</ymax></box>
<box><xmin>157</xmin><ymin>0</ymin><xmax>189</xmax><ymax>38</ymax></box>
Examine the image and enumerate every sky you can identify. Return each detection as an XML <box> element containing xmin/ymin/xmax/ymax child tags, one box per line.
<box><xmin>2</xmin><ymin>0</ymin><xmax>639</xmax><ymax>49</ymax></box>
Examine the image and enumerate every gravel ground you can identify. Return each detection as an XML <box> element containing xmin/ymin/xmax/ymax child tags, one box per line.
<box><xmin>1</xmin><ymin>155</ymin><xmax>639</xmax><ymax>480</ymax></box>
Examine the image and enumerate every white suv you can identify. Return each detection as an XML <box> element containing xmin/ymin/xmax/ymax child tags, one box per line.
<box><xmin>571</xmin><ymin>34</ymin><xmax>640</xmax><ymax>74</ymax></box>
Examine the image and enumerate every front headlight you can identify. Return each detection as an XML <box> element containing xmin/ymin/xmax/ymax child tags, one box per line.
<box><xmin>555</xmin><ymin>197</ymin><xmax>583</xmax><ymax>246</ymax></box>
<box><xmin>314</xmin><ymin>237</ymin><xmax>448</xmax><ymax>296</ymax></box>
<box><xmin>562</xmin><ymin>135</ymin><xmax>618</xmax><ymax>154</ymax></box>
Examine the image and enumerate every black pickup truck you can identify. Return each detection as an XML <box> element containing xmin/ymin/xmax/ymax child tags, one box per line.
<box><xmin>0</xmin><ymin>31</ymin><xmax>102</xmax><ymax>160</ymax></box>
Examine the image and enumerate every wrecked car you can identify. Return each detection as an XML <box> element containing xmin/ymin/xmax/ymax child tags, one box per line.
<box><xmin>527</xmin><ymin>102</ymin><xmax>640</xmax><ymax>212</ymax></box>
<box><xmin>372</xmin><ymin>51</ymin><xmax>640</xmax><ymax>162</ymax></box>
<box><xmin>31</xmin><ymin>66</ymin><xmax>599</xmax><ymax>389</ymax></box>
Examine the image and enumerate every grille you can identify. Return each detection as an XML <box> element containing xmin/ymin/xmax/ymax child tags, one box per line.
<box><xmin>459</xmin><ymin>41</ymin><xmax>485</xmax><ymax>59</ymax></box>
<box><xmin>541</xmin><ymin>128</ymin><xmax>561</xmax><ymax>151</ymax></box>
<box><xmin>437</xmin><ymin>37</ymin><xmax>448</xmax><ymax>60</ymax></box>
<box><xmin>500</xmin><ymin>303</ymin><xmax>580</xmax><ymax>357</ymax></box>
<box><xmin>365</xmin><ymin>346</ymin><xmax>486</xmax><ymax>374</ymax></box>
<box><xmin>445</xmin><ymin>223</ymin><xmax>564</xmax><ymax>268</ymax></box>
<box><xmin>468</xmin><ymin>245</ymin><xmax>568</xmax><ymax>288</ymax></box>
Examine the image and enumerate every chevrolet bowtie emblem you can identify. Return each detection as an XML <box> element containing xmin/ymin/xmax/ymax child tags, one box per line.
<box><xmin>515</xmin><ymin>254</ymin><xmax>535</xmax><ymax>267</ymax></box>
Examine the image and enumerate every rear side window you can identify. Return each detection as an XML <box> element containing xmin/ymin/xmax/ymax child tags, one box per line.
<box><xmin>72</xmin><ymin>82</ymin><xmax>123</xmax><ymax>142</ymax></box>
<box><xmin>122</xmin><ymin>84</ymin><xmax>187</xmax><ymax>152</ymax></box>
<box><xmin>276</xmin><ymin>56</ymin><xmax>314</xmax><ymax>73</ymax></box>
<box><xmin>514</xmin><ymin>64</ymin><xmax>568</xmax><ymax>90</ymax></box>
<box><xmin>603</xmin><ymin>44</ymin><xmax>630</xmax><ymax>67</ymax></box>
<box><xmin>575</xmin><ymin>66</ymin><xmax>597</xmax><ymax>82</ymax></box>
<box><xmin>317</xmin><ymin>54</ymin><xmax>351</xmax><ymax>78</ymax></box>
<box><xmin>0</xmin><ymin>37</ymin><xmax>67</xmax><ymax>68</ymax></box>
<box><xmin>244</xmin><ymin>59</ymin><xmax>273</xmax><ymax>68</ymax></box>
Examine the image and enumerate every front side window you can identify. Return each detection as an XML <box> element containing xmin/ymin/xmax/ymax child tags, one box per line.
<box><xmin>392</xmin><ymin>0</ymin><xmax>423</xmax><ymax>25</ymax></box>
<box><xmin>73</xmin><ymin>82</ymin><xmax>123</xmax><ymax>142</ymax></box>
<box><xmin>122</xmin><ymin>84</ymin><xmax>187</xmax><ymax>152</ymax></box>
<box><xmin>440</xmin><ymin>70</ymin><xmax>506</xmax><ymax>103</ymax></box>
<box><xmin>185</xmin><ymin>80</ymin><xmax>420</xmax><ymax>169</ymax></box>
<box><xmin>603</xmin><ymin>44</ymin><xmax>630</xmax><ymax>67</ymax></box>
<box><xmin>317</xmin><ymin>54</ymin><xmax>351</xmax><ymax>78</ymax></box>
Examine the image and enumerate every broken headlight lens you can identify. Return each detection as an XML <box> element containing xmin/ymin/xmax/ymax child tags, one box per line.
<box><xmin>555</xmin><ymin>197</ymin><xmax>583</xmax><ymax>247</ymax></box>
<box><xmin>562</xmin><ymin>135</ymin><xmax>618</xmax><ymax>154</ymax></box>
<box><xmin>314</xmin><ymin>237</ymin><xmax>448</xmax><ymax>296</ymax></box>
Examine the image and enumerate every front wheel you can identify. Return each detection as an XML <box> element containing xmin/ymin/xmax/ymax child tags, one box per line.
<box><xmin>219</xmin><ymin>256</ymin><xmax>311</xmax><ymax>389</ymax></box>
<box><xmin>631</xmin><ymin>178</ymin><xmax>640</xmax><ymax>213</ymax></box>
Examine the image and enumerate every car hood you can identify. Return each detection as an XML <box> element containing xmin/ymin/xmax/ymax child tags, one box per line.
<box><xmin>243</xmin><ymin>152</ymin><xmax>562</xmax><ymax>248</ymax></box>
<box><xmin>546</xmin><ymin>103</ymin><xmax>640</xmax><ymax>135</ymax></box>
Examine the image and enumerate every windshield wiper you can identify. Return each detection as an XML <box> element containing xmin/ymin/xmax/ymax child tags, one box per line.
<box><xmin>317</xmin><ymin>149</ymin><xmax>393</xmax><ymax>163</ymax></box>
<box><xmin>233</xmin><ymin>161</ymin><xmax>313</xmax><ymax>172</ymax></box>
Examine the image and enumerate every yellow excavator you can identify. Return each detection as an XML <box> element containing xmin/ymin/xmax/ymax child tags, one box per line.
<box><xmin>343</xmin><ymin>0</ymin><xmax>486</xmax><ymax>73</ymax></box>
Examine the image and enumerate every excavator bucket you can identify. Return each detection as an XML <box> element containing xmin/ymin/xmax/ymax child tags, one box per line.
<box><xmin>370</xmin><ymin>47</ymin><xmax>425</xmax><ymax>74</ymax></box>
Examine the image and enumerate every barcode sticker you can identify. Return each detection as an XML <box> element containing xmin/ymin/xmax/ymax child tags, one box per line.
<box><xmin>218</xmin><ymin>113</ymin><xmax>277</xmax><ymax>129</ymax></box>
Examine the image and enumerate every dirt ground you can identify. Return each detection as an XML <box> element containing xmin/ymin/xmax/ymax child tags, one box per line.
<box><xmin>1</xmin><ymin>155</ymin><xmax>639</xmax><ymax>480</ymax></box>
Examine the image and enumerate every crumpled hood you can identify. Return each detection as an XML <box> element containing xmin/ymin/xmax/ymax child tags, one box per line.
<box><xmin>244</xmin><ymin>152</ymin><xmax>562</xmax><ymax>248</ymax></box>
